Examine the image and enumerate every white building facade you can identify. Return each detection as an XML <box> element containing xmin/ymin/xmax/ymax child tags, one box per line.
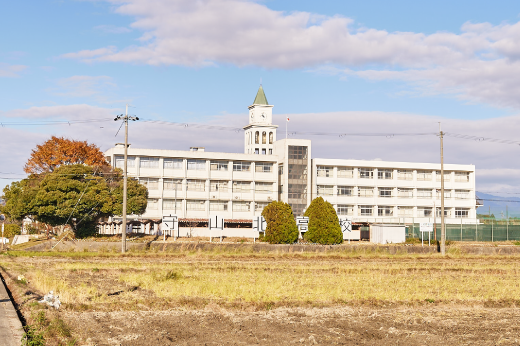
<box><xmin>103</xmin><ymin>85</ymin><xmax>478</xmax><ymax>227</ymax></box>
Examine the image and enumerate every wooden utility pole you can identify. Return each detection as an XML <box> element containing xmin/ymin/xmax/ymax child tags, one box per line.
<box><xmin>439</xmin><ymin>123</ymin><xmax>446</xmax><ymax>255</ymax></box>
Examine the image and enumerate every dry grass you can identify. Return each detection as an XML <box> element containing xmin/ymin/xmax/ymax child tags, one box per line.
<box><xmin>2</xmin><ymin>251</ymin><xmax>520</xmax><ymax>310</ymax></box>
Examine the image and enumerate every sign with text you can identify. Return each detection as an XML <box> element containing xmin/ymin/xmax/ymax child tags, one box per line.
<box><xmin>340</xmin><ymin>219</ymin><xmax>352</xmax><ymax>233</ymax></box>
<box><xmin>209</xmin><ymin>215</ymin><xmax>224</xmax><ymax>231</ymax></box>
<box><xmin>420</xmin><ymin>223</ymin><xmax>434</xmax><ymax>233</ymax></box>
<box><xmin>162</xmin><ymin>215</ymin><xmax>179</xmax><ymax>232</ymax></box>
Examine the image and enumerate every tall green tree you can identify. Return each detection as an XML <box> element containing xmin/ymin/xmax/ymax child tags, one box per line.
<box><xmin>303</xmin><ymin>197</ymin><xmax>343</xmax><ymax>245</ymax></box>
<box><xmin>262</xmin><ymin>201</ymin><xmax>298</xmax><ymax>244</ymax></box>
<box><xmin>2</xmin><ymin>164</ymin><xmax>148</xmax><ymax>237</ymax></box>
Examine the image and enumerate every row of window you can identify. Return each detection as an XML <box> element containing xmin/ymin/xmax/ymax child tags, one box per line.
<box><xmin>140</xmin><ymin>178</ymin><xmax>274</xmax><ymax>193</ymax></box>
<box><xmin>317</xmin><ymin>186</ymin><xmax>471</xmax><ymax>199</ymax></box>
<box><xmin>336</xmin><ymin>205</ymin><xmax>470</xmax><ymax>218</ymax></box>
<box><xmin>115</xmin><ymin>157</ymin><xmax>273</xmax><ymax>173</ymax></box>
<box><xmin>249</xmin><ymin>131</ymin><xmax>274</xmax><ymax>145</ymax></box>
<box><xmin>317</xmin><ymin>166</ymin><xmax>470</xmax><ymax>182</ymax></box>
<box><xmin>147</xmin><ymin>199</ymin><xmax>268</xmax><ymax>212</ymax></box>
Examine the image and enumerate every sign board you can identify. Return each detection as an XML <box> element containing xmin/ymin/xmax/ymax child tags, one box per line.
<box><xmin>209</xmin><ymin>215</ymin><xmax>224</xmax><ymax>231</ymax></box>
<box><xmin>340</xmin><ymin>218</ymin><xmax>352</xmax><ymax>233</ymax></box>
<box><xmin>162</xmin><ymin>215</ymin><xmax>179</xmax><ymax>232</ymax></box>
<box><xmin>1</xmin><ymin>238</ymin><xmax>8</xmax><ymax>244</ymax></box>
<box><xmin>296</xmin><ymin>216</ymin><xmax>309</xmax><ymax>239</ymax></box>
<box><xmin>252</xmin><ymin>216</ymin><xmax>266</xmax><ymax>238</ymax></box>
<box><xmin>420</xmin><ymin>223</ymin><xmax>433</xmax><ymax>233</ymax></box>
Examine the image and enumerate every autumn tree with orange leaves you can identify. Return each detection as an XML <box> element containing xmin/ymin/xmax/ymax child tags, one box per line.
<box><xmin>24</xmin><ymin>136</ymin><xmax>109</xmax><ymax>174</ymax></box>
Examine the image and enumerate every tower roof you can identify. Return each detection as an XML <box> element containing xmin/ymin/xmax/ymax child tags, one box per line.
<box><xmin>253</xmin><ymin>85</ymin><xmax>268</xmax><ymax>105</ymax></box>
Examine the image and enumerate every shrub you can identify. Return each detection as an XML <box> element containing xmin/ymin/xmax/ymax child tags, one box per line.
<box><xmin>3</xmin><ymin>224</ymin><xmax>21</xmax><ymax>238</ymax></box>
<box><xmin>262</xmin><ymin>201</ymin><xmax>298</xmax><ymax>244</ymax></box>
<box><xmin>303</xmin><ymin>197</ymin><xmax>343</xmax><ymax>244</ymax></box>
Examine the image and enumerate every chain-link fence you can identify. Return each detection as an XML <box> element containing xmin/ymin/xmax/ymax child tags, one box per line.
<box><xmin>406</xmin><ymin>219</ymin><xmax>520</xmax><ymax>242</ymax></box>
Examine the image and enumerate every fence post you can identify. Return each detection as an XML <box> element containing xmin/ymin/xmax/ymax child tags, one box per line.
<box><xmin>475</xmin><ymin>221</ymin><xmax>478</xmax><ymax>242</ymax></box>
<box><xmin>492</xmin><ymin>219</ymin><xmax>494</xmax><ymax>242</ymax></box>
<box><xmin>461</xmin><ymin>217</ymin><xmax>463</xmax><ymax>241</ymax></box>
<box><xmin>507</xmin><ymin>217</ymin><xmax>509</xmax><ymax>241</ymax></box>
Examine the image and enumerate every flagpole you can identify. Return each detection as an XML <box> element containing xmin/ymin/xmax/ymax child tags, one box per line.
<box><xmin>286</xmin><ymin>117</ymin><xmax>288</xmax><ymax>139</ymax></box>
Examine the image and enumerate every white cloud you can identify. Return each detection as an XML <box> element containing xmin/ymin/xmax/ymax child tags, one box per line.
<box><xmin>51</xmin><ymin>75</ymin><xmax>117</xmax><ymax>98</ymax></box>
<box><xmin>0</xmin><ymin>63</ymin><xmax>27</xmax><ymax>77</ymax></box>
<box><xmin>60</xmin><ymin>0</ymin><xmax>520</xmax><ymax>109</ymax></box>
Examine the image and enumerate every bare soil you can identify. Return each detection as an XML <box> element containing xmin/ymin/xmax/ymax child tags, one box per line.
<box><xmin>63</xmin><ymin>306</ymin><xmax>520</xmax><ymax>346</ymax></box>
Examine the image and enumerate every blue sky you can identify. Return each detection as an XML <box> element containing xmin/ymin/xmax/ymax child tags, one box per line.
<box><xmin>2</xmin><ymin>0</ymin><xmax>520</xmax><ymax>197</ymax></box>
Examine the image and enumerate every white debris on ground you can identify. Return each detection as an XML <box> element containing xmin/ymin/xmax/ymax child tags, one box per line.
<box><xmin>17</xmin><ymin>275</ymin><xmax>26</xmax><ymax>282</ymax></box>
<box><xmin>38</xmin><ymin>291</ymin><xmax>61</xmax><ymax>309</ymax></box>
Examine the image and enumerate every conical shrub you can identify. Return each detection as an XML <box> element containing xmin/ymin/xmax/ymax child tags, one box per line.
<box><xmin>303</xmin><ymin>197</ymin><xmax>343</xmax><ymax>244</ymax></box>
<box><xmin>261</xmin><ymin>201</ymin><xmax>298</xmax><ymax>244</ymax></box>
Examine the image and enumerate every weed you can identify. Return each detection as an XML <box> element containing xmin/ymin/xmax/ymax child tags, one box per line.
<box><xmin>513</xmin><ymin>241</ymin><xmax>520</xmax><ymax>246</ymax></box>
<box><xmin>48</xmin><ymin>317</ymin><xmax>72</xmax><ymax>338</ymax></box>
<box><xmin>425</xmin><ymin>298</ymin><xmax>435</xmax><ymax>303</ymax></box>
<box><xmin>21</xmin><ymin>325</ymin><xmax>45</xmax><ymax>346</ymax></box>
<box><xmin>92</xmin><ymin>268</ymin><xmax>99</xmax><ymax>273</ymax></box>
<box><xmin>405</xmin><ymin>238</ymin><xmax>421</xmax><ymax>244</ymax></box>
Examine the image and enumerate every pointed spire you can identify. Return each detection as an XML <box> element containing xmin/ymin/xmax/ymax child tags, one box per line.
<box><xmin>253</xmin><ymin>85</ymin><xmax>268</xmax><ymax>105</ymax></box>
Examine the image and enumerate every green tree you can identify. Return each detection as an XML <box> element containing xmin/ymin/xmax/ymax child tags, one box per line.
<box><xmin>303</xmin><ymin>197</ymin><xmax>343</xmax><ymax>244</ymax></box>
<box><xmin>261</xmin><ymin>201</ymin><xmax>298</xmax><ymax>244</ymax></box>
<box><xmin>2</xmin><ymin>164</ymin><xmax>148</xmax><ymax>238</ymax></box>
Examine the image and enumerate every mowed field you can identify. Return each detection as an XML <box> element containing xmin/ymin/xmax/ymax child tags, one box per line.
<box><xmin>2</xmin><ymin>248</ymin><xmax>520</xmax><ymax>345</ymax></box>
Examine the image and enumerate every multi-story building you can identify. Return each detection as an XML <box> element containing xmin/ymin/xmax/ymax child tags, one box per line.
<box><xmin>103</xmin><ymin>85</ymin><xmax>478</xmax><ymax>232</ymax></box>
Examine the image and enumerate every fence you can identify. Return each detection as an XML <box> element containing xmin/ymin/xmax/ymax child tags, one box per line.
<box><xmin>406</xmin><ymin>219</ymin><xmax>520</xmax><ymax>242</ymax></box>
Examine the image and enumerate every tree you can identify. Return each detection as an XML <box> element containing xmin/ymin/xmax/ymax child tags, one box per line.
<box><xmin>261</xmin><ymin>201</ymin><xmax>298</xmax><ymax>244</ymax></box>
<box><xmin>2</xmin><ymin>164</ymin><xmax>148</xmax><ymax>238</ymax></box>
<box><xmin>24</xmin><ymin>136</ymin><xmax>109</xmax><ymax>174</ymax></box>
<box><xmin>303</xmin><ymin>197</ymin><xmax>343</xmax><ymax>245</ymax></box>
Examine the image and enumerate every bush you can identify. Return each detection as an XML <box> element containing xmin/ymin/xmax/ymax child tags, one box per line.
<box><xmin>75</xmin><ymin>222</ymin><xmax>97</xmax><ymax>238</ymax></box>
<box><xmin>2</xmin><ymin>224</ymin><xmax>21</xmax><ymax>238</ymax></box>
<box><xmin>303</xmin><ymin>197</ymin><xmax>343</xmax><ymax>245</ymax></box>
<box><xmin>262</xmin><ymin>201</ymin><xmax>298</xmax><ymax>244</ymax></box>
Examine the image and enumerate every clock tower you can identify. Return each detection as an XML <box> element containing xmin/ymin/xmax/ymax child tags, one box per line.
<box><xmin>243</xmin><ymin>85</ymin><xmax>278</xmax><ymax>155</ymax></box>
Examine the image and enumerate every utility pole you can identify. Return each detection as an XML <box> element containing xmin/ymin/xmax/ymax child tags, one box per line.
<box><xmin>0</xmin><ymin>214</ymin><xmax>5</xmax><ymax>251</ymax></box>
<box><xmin>439</xmin><ymin>122</ymin><xmax>446</xmax><ymax>255</ymax></box>
<box><xmin>114</xmin><ymin>105</ymin><xmax>139</xmax><ymax>253</ymax></box>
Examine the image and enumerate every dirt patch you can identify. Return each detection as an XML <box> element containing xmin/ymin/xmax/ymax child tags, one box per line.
<box><xmin>63</xmin><ymin>306</ymin><xmax>520</xmax><ymax>345</ymax></box>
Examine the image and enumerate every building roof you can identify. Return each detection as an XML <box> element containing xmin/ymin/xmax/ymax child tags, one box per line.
<box><xmin>253</xmin><ymin>85</ymin><xmax>268</xmax><ymax>105</ymax></box>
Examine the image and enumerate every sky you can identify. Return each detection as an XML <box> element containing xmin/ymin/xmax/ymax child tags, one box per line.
<box><xmin>2</xmin><ymin>0</ymin><xmax>520</xmax><ymax>200</ymax></box>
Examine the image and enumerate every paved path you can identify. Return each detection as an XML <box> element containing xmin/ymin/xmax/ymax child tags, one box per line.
<box><xmin>0</xmin><ymin>274</ymin><xmax>23</xmax><ymax>346</ymax></box>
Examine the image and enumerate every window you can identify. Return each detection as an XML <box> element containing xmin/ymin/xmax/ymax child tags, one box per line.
<box><xmin>436</xmin><ymin>208</ymin><xmax>451</xmax><ymax>217</ymax></box>
<box><xmin>398</xmin><ymin>207</ymin><xmax>413</xmax><ymax>217</ymax></box>
<box><xmin>255</xmin><ymin>182</ymin><xmax>273</xmax><ymax>193</ymax></box>
<box><xmin>337</xmin><ymin>205</ymin><xmax>353</xmax><ymax>216</ymax></box>
<box><xmin>337</xmin><ymin>167</ymin><xmax>354</xmax><ymax>178</ymax></box>
<box><xmin>417</xmin><ymin>170</ymin><xmax>432</xmax><ymax>181</ymax></box>
<box><xmin>210</xmin><ymin>180</ymin><xmax>228</xmax><ymax>192</ymax></box>
<box><xmin>455</xmin><ymin>208</ymin><xmax>469</xmax><ymax>218</ymax></box>
<box><xmin>163</xmin><ymin>179</ymin><xmax>182</xmax><ymax>191</ymax></box>
<box><xmin>233</xmin><ymin>181</ymin><xmax>251</xmax><ymax>193</ymax></box>
<box><xmin>147</xmin><ymin>198</ymin><xmax>158</xmax><ymax>210</ymax></box>
<box><xmin>187</xmin><ymin>179</ymin><xmax>206</xmax><ymax>192</ymax></box>
<box><xmin>187</xmin><ymin>159</ymin><xmax>206</xmax><ymax>170</ymax></box>
<box><xmin>269</xmin><ymin>132</ymin><xmax>273</xmax><ymax>144</ymax></box>
<box><xmin>417</xmin><ymin>189</ymin><xmax>432</xmax><ymax>199</ymax></box>
<box><xmin>455</xmin><ymin>172</ymin><xmax>470</xmax><ymax>182</ymax></box>
<box><xmin>269</xmin><ymin>149</ymin><xmax>272</xmax><ymax>155</ymax></box>
<box><xmin>210</xmin><ymin>201</ymin><xmax>228</xmax><ymax>211</ymax></box>
<box><xmin>233</xmin><ymin>201</ymin><xmax>251</xmax><ymax>212</ymax></box>
<box><xmin>163</xmin><ymin>199</ymin><xmax>181</xmax><ymax>210</ymax></box>
<box><xmin>359</xmin><ymin>168</ymin><xmax>374</xmax><ymax>179</ymax></box>
<box><xmin>233</xmin><ymin>162</ymin><xmax>251</xmax><ymax>172</ymax></box>
<box><xmin>358</xmin><ymin>187</ymin><xmax>374</xmax><ymax>197</ymax></box>
<box><xmin>378</xmin><ymin>206</ymin><xmax>393</xmax><ymax>216</ymax></box>
<box><xmin>255</xmin><ymin>148</ymin><xmax>259</xmax><ymax>154</ymax></box>
<box><xmin>288</xmin><ymin>146</ymin><xmax>308</xmax><ymax>160</ymax></box>
<box><xmin>317</xmin><ymin>185</ymin><xmax>334</xmax><ymax>196</ymax></box>
<box><xmin>337</xmin><ymin>186</ymin><xmax>353</xmax><ymax>196</ymax></box>
<box><xmin>261</xmin><ymin>149</ymin><xmax>266</xmax><ymax>155</ymax></box>
<box><xmin>255</xmin><ymin>202</ymin><xmax>268</xmax><ymax>212</ymax></box>
<box><xmin>436</xmin><ymin>171</ymin><xmax>451</xmax><ymax>182</ymax></box>
<box><xmin>436</xmin><ymin>189</ymin><xmax>452</xmax><ymax>199</ymax></box>
<box><xmin>262</xmin><ymin>132</ymin><xmax>266</xmax><ymax>144</ymax></box>
<box><xmin>378</xmin><ymin>169</ymin><xmax>393</xmax><ymax>180</ymax></box>
<box><xmin>210</xmin><ymin>161</ymin><xmax>228</xmax><ymax>171</ymax></box>
<box><xmin>255</xmin><ymin>162</ymin><xmax>273</xmax><ymax>173</ymax></box>
<box><xmin>418</xmin><ymin>207</ymin><xmax>432</xmax><ymax>217</ymax></box>
<box><xmin>115</xmin><ymin>156</ymin><xmax>135</xmax><ymax>168</ymax></box>
<box><xmin>455</xmin><ymin>190</ymin><xmax>470</xmax><ymax>199</ymax></box>
<box><xmin>398</xmin><ymin>188</ymin><xmax>413</xmax><ymax>198</ymax></box>
<box><xmin>317</xmin><ymin>166</ymin><xmax>333</xmax><ymax>177</ymax></box>
<box><xmin>164</xmin><ymin>158</ymin><xmax>183</xmax><ymax>169</ymax></box>
<box><xmin>140</xmin><ymin>177</ymin><xmax>158</xmax><ymax>190</ymax></box>
<box><xmin>187</xmin><ymin>200</ymin><xmax>205</xmax><ymax>211</ymax></box>
<box><xmin>278</xmin><ymin>165</ymin><xmax>283</xmax><ymax>175</ymax></box>
<box><xmin>140</xmin><ymin>157</ymin><xmax>159</xmax><ymax>168</ymax></box>
<box><xmin>255</xmin><ymin>131</ymin><xmax>259</xmax><ymax>144</ymax></box>
<box><xmin>378</xmin><ymin>187</ymin><xmax>393</xmax><ymax>198</ymax></box>
<box><xmin>359</xmin><ymin>205</ymin><xmax>373</xmax><ymax>216</ymax></box>
<box><xmin>398</xmin><ymin>170</ymin><xmax>413</xmax><ymax>180</ymax></box>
